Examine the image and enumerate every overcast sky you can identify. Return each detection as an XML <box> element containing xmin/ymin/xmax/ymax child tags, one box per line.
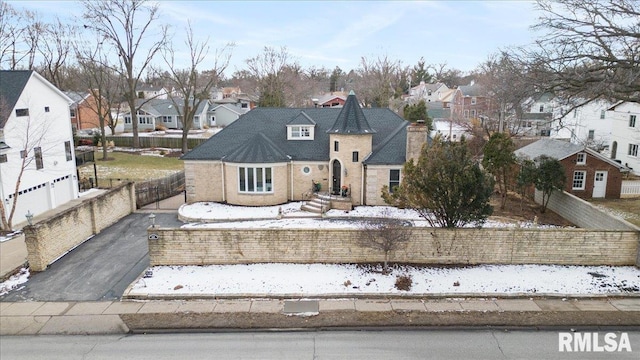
<box><xmin>11</xmin><ymin>1</ymin><xmax>541</xmax><ymax>76</ymax></box>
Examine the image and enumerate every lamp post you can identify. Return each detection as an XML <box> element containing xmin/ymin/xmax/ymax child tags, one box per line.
<box><xmin>25</xmin><ymin>210</ymin><xmax>34</xmax><ymax>226</ymax></box>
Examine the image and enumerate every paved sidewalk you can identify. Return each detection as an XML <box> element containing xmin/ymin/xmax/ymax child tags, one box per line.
<box><xmin>2</xmin><ymin>298</ymin><xmax>640</xmax><ymax>335</ymax></box>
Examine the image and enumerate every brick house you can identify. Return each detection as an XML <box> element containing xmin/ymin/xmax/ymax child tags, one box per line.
<box><xmin>181</xmin><ymin>91</ymin><xmax>429</xmax><ymax>208</ymax></box>
<box><xmin>451</xmin><ymin>82</ymin><xmax>494</xmax><ymax>122</ymax></box>
<box><xmin>515</xmin><ymin>138</ymin><xmax>630</xmax><ymax>199</ymax></box>
<box><xmin>65</xmin><ymin>91</ymin><xmax>104</xmax><ymax>131</ymax></box>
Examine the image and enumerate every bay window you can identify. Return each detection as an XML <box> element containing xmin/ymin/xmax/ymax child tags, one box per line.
<box><xmin>239</xmin><ymin>167</ymin><xmax>273</xmax><ymax>193</ymax></box>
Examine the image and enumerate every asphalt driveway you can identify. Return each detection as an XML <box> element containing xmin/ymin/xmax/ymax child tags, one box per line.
<box><xmin>0</xmin><ymin>212</ymin><xmax>182</xmax><ymax>302</ymax></box>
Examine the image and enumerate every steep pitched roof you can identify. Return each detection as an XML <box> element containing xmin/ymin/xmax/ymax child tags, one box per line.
<box><xmin>287</xmin><ymin>111</ymin><xmax>316</xmax><ymax>126</ymax></box>
<box><xmin>0</xmin><ymin>70</ymin><xmax>32</xmax><ymax>128</ymax></box>
<box><xmin>326</xmin><ymin>91</ymin><xmax>376</xmax><ymax>134</ymax></box>
<box><xmin>182</xmin><ymin>105</ymin><xmax>407</xmax><ymax>164</ymax></box>
<box><xmin>224</xmin><ymin>133</ymin><xmax>290</xmax><ymax>163</ymax></box>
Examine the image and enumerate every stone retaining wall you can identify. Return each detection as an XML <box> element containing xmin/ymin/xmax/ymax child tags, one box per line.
<box><xmin>148</xmin><ymin>226</ymin><xmax>639</xmax><ymax>267</ymax></box>
<box><xmin>24</xmin><ymin>183</ymin><xmax>136</xmax><ymax>271</ymax></box>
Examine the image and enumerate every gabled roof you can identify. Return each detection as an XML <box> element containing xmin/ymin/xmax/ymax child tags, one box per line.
<box><xmin>130</xmin><ymin>98</ymin><xmax>209</xmax><ymax>117</ymax></box>
<box><xmin>182</xmin><ymin>101</ymin><xmax>408</xmax><ymax>164</ymax></box>
<box><xmin>0</xmin><ymin>70</ymin><xmax>32</xmax><ymax>127</ymax></box>
<box><xmin>515</xmin><ymin>138</ymin><xmax>629</xmax><ymax>170</ymax></box>
<box><xmin>326</xmin><ymin>91</ymin><xmax>376</xmax><ymax>134</ymax></box>
<box><xmin>287</xmin><ymin>111</ymin><xmax>316</xmax><ymax>126</ymax></box>
<box><xmin>64</xmin><ymin>91</ymin><xmax>90</xmax><ymax>105</ymax></box>
<box><xmin>364</xmin><ymin>122</ymin><xmax>408</xmax><ymax>165</ymax></box>
<box><xmin>457</xmin><ymin>83</ymin><xmax>485</xmax><ymax>97</ymax></box>
<box><xmin>224</xmin><ymin>133</ymin><xmax>290</xmax><ymax>163</ymax></box>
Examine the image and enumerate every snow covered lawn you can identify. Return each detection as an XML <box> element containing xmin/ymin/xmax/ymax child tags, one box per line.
<box><xmin>127</xmin><ymin>264</ymin><xmax>640</xmax><ymax>298</ymax></box>
<box><xmin>179</xmin><ymin>202</ymin><xmax>561</xmax><ymax>229</ymax></box>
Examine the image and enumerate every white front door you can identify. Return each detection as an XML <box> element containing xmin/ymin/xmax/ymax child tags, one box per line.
<box><xmin>593</xmin><ymin>171</ymin><xmax>607</xmax><ymax>198</ymax></box>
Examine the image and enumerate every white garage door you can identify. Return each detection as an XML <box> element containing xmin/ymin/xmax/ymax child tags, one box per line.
<box><xmin>52</xmin><ymin>175</ymin><xmax>74</xmax><ymax>207</ymax></box>
<box><xmin>8</xmin><ymin>182</ymin><xmax>51</xmax><ymax>221</ymax></box>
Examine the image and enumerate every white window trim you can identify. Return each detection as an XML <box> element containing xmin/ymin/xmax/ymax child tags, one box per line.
<box><xmin>576</xmin><ymin>152</ymin><xmax>586</xmax><ymax>165</ymax></box>
<box><xmin>629</xmin><ymin>143</ymin><xmax>639</xmax><ymax>157</ymax></box>
<box><xmin>287</xmin><ymin>125</ymin><xmax>314</xmax><ymax>140</ymax></box>
<box><xmin>572</xmin><ymin>170</ymin><xmax>586</xmax><ymax>190</ymax></box>
<box><xmin>238</xmin><ymin>166</ymin><xmax>274</xmax><ymax>193</ymax></box>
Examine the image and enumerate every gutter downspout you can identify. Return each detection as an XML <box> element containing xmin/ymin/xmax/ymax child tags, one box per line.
<box><xmin>220</xmin><ymin>158</ymin><xmax>226</xmax><ymax>203</ymax></box>
<box><xmin>361</xmin><ymin>162</ymin><xmax>366</xmax><ymax>205</ymax></box>
<box><xmin>289</xmin><ymin>156</ymin><xmax>293</xmax><ymax>201</ymax></box>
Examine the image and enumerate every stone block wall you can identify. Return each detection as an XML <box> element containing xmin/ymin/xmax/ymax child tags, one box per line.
<box><xmin>535</xmin><ymin>189</ymin><xmax>639</xmax><ymax>230</ymax></box>
<box><xmin>24</xmin><ymin>183</ymin><xmax>136</xmax><ymax>271</ymax></box>
<box><xmin>148</xmin><ymin>226</ymin><xmax>639</xmax><ymax>267</ymax></box>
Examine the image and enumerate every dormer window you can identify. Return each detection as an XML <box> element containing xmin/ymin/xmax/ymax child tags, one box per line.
<box><xmin>287</xmin><ymin>125</ymin><xmax>314</xmax><ymax>140</ymax></box>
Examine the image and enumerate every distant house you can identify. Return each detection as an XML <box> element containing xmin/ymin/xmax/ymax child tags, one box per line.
<box><xmin>451</xmin><ymin>82</ymin><xmax>494</xmax><ymax>121</ymax></box>
<box><xmin>607</xmin><ymin>101</ymin><xmax>640</xmax><ymax>175</ymax></box>
<box><xmin>515</xmin><ymin>138</ymin><xmax>630</xmax><ymax>199</ymax></box>
<box><xmin>64</xmin><ymin>90</ymin><xmax>113</xmax><ymax>131</ymax></box>
<box><xmin>0</xmin><ymin>70</ymin><xmax>79</xmax><ymax>224</ymax></box>
<box><xmin>211</xmin><ymin>87</ymin><xmax>256</xmax><ymax>110</ymax></box>
<box><xmin>135</xmin><ymin>84</ymin><xmax>169</xmax><ymax>100</ymax></box>
<box><xmin>431</xmin><ymin>120</ymin><xmax>469</xmax><ymax>142</ymax></box>
<box><xmin>122</xmin><ymin>98</ymin><xmax>210</xmax><ymax>132</ymax></box>
<box><xmin>207</xmin><ymin>104</ymin><xmax>249</xmax><ymax>127</ymax></box>
<box><xmin>312</xmin><ymin>92</ymin><xmax>347</xmax><ymax>108</ymax></box>
<box><xmin>408</xmin><ymin>82</ymin><xmax>451</xmax><ymax>104</ymax></box>
<box><xmin>182</xmin><ymin>91</ymin><xmax>430</xmax><ymax>208</ymax></box>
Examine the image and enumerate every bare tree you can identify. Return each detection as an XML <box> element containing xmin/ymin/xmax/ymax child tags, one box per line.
<box><xmin>162</xmin><ymin>23</ymin><xmax>233</xmax><ymax>154</ymax></box>
<box><xmin>245</xmin><ymin>46</ymin><xmax>294</xmax><ymax>107</ymax></box>
<box><xmin>475</xmin><ymin>52</ymin><xmax>539</xmax><ymax>135</ymax></box>
<box><xmin>76</xmin><ymin>40</ymin><xmax>126</xmax><ymax>160</ymax></box>
<box><xmin>0</xmin><ymin>3</ymin><xmax>42</xmax><ymax>70</ymax></box>
<box><xmin>37</xmin><ymin>18</ymin><xmax>77</xmax><ymax>89</ymax></box>
<box><xmin>82</xmin><ymin>0</ymin><xmax>167</xmax><ymax>148</ymax></box>
<box><xmin>358</xmin><ymin>214</ymin><xmax>411</xmax><ymax>274</ymax></box>
<box><xmin>521</xmin><ymin>0</ymin><xmax>640</xmax><ymax>113</ymax></box>
<box><xmin>353</xmin><ymin>55</ymin><xmax>407</xmax><ymax>108</ymax></box>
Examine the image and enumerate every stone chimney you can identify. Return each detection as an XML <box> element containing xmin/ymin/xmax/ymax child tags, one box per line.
<box><xmin>406</xmin><ymin>120</ymin><xmax>429</xmax><ymax>162</ymax></box>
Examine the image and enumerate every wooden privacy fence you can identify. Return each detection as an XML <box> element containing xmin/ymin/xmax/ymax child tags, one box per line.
<box><xmin>76</xmin><ymin>135</ymin><xmax>207</xmax><ymax>149</ymax></box>
<box><xmin>135</xmin><ymin>171</ymin><xmax>185</xmax><ymax>208</ymax></box>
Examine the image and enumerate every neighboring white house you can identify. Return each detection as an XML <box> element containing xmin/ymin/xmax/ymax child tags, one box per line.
<box><xmin>408</xmin><ymin>82</ymin><xmax>451</xmax><ymax>104</ymax></box>
<box><xmin>0</xmin><ymin>70</ymin><xmax>79</xmax><ymax>227</ymax></box>
<box><xmin>207</xmin><ymin>104</ymin><xmax>249</xmax><ymax>127</ymax></box>
<box><xmin>552</xmin><ymin>99</ymin><xmax>614</xmax><ymax>146</ymax></box>
<box><xmin>607</xmin><ymin>101</ymin><xmax>640</xmax><ymax>175</ymax></box>
<box><xmin>135</xmin><ymin>84</ymin><xmax>169</xmax><ymax>100</ymax></box>
<box><xmin>431</xmin><ymin>120</ymin><xmax>469</xmax><ymax>142</ymax></box>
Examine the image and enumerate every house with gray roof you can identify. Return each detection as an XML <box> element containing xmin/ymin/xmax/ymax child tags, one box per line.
<box><xmin>182</xmin><ymin>91</ymin><xmax>430</xmax><ymax>208</ymax></box>
<box><xmin>515</xmin><ymin>138</ymin><xmax>629</xmax><ymax>199</ymax></box>
<box><xmin>122</xmin><ymin>98</ymin><xmax>210</xmax><ymax>131</ymax></box>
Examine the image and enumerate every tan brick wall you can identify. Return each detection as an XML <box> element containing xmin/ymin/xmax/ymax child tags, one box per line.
<box><xmin>365</xmin><ymin>166</ymin><xmax>402</xmax><ymax>205</ymax></box>
<box><xmin>406</xmin><ymin>123</ymin><xmax>428</xmax><ymax>162</ymax></box>
<box><xmin>24</xmin><ymin>183</ymin><xmax>135</xmax><ymax>272</ymax></box>
<box><xmin>185</xmin><ymin>161</ymin><xmax>223</xmax><ymax>203</ymax></box>
<box><xmin>148</xmin><ymin>227</ymin><xmax>639</xmax><ymax>267</ymax></box>
<box><xmin>329</xmin><ymin>134</ymin><xmax>372</xmax><ymax>205</ymax></box>
<box><xmin>224</xmin><ymin>163</ymin><xmax>288</xmax><ymax>206</ymax></box>
<box><xmin>291</xmin><ymin>162</ymin><xmax>330</xmax><ymax>200</ymax></box>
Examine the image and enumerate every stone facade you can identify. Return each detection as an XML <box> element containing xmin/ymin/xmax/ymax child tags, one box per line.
<box><xmin>290</xmin><ymin>162</ymin><xmax>330</xmax><ymax>200</ymax></box>
<box><xmin>24</xmin><ymin>183</ymin><xmax>136</xmax><ymax>272</ymax></box>
<box><xmin>329</xmin><ymin>133</ymin><xmax>372</xmax><ymax>205</ymax></box>
<box><xmin>148</xmin><ymin>227</ymin><xmax>639</xmax><ymax>267</ymax></box>
<box><xmin>364</xmin><ymin>165</ymin><xmax>403</xmax><ymax>205</ymax></box>
<box><xmin>405</xmin><ymin>122</ymin><xmax>429</xmax><ymax>162</ymax></box>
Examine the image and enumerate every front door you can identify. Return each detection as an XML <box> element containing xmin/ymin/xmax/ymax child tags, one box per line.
<box><xmin>332</xmin><ymin>159</ymin><xmax>341</xmax><ymax>195</ymax></box>
<box><xmin>593</xmin><ymin>171</ymin><xmax>607</xmax><ymax>198</ymax></box>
